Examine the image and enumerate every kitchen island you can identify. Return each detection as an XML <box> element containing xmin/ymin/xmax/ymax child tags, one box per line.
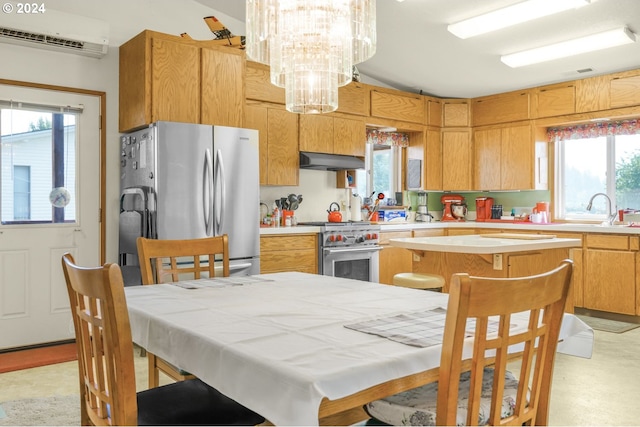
<box><xmin>390</xmin><ymin>233</ymin><xmax>582</xmax><ymax>311</ymax></box>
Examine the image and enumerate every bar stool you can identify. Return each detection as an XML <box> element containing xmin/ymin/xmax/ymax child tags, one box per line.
<box><xmin>392</xmin><ymin>272</ymin><xmax>445</xmax><ymax>292</ymax></box>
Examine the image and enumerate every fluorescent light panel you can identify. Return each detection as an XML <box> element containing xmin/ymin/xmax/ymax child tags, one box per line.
<box><xmin>448</xmin><ymin>0</ymin><xmax>591</xmax><ymax>39</ymax></box>
<box><xmin>501</xmin><ymin>27</ymin><xmax>637</xmax><ymax>67</ymax></box>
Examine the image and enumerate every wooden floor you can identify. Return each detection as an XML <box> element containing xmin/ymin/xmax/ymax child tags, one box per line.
<box><xmin>0</xmin><ymin>343</ymin><xmax>77</xmax><ymax>374</ymax></box>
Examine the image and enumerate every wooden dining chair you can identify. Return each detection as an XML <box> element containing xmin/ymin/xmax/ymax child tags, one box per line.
<box><xmin>61</xmin><ymin>253</ymin><xmax>264</xmax><ymax>426</ymax></box>
<box><xmin>136</xmin><ymin>235</ymin><xmax>230</xmax><ymax>388</ymax></box>
<box><xmin>365</xmin><ymin>259</ymin><xmax>573</xmax><ymax>426</ymax></box>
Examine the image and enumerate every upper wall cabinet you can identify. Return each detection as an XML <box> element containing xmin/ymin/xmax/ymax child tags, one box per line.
<box><xmin>472</xmin><ymin>91</ymin><xmax>530</xmax><ymax>126</ymax></box>
<box><xmin>442</xmin><ymin>129</ymin><xmax>473</xmax><ymax>191</ymax></box>
<box><xmin>246</xmin><ymin>61</ymin><xmax>286</xmax><ymax>104</ymax></box>
<box><xmin>532</xmin><ymin>83</ymin><xmax>576</xmax><ymax>118</ymax></box>
<box><xmin>426</xmin><ymin>98</ymin><xmax>443</xmax><ymax>127</ymax></box>
<box><xmin>337</xmin><ymin>82</ymin><xmax>370</xmax><ymax>116</ymax></box>
<box><xmin>610</xmin><ymin>72</ymin><xmax>640</xmax><ymax>109</ymax></box>
<box><xmin>299</xmin><ymin>114</ymin><xmax>366</xmax><ymax>156</ymax></box>
<box><xmin>474</xmin><ymin>122</ymin><xmax>547</xmax><ymax>191</ymax></box>
<box><xmin>370</xmin><ymin>87</ymin><xmax>425</xmax><ymax>124</ymax></box>
<box><xmin>442</xmin><ymin>100</ymin><xmax>470</xmax><ymax>127</ymax></box>
<box><xmin>575</xmin><ymin>75</ymin><xmax>610</xmax><ymax>113</ymax></box>
<box><xmin>119</xmin><ymin>30</ymin><xmax>245</xmax><ymax>133</ymax></box>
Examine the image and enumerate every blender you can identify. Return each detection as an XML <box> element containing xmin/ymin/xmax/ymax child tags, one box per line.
<box><xmin>415</xmin><ymin>191</ymin><xmax>430</xmax><ymax>222</ymax></box>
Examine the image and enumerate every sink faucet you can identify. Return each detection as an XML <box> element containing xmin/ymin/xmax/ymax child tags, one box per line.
<box><xmin>586</xmin><ymin>192</ymin><xmax>617</xmax><ymax>225</ymax></box>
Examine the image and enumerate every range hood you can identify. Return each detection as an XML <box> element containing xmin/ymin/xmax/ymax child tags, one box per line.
<box><xmin>299</xmin><ymin>152</ymin><xmax>365</xmax><ymax>171</ymax></box>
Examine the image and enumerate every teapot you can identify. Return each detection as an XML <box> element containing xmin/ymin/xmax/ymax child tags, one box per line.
<box><xmin>327</xmin><ymin>202</ymin><xmax>343</xmax><ymax>223</ymax></box>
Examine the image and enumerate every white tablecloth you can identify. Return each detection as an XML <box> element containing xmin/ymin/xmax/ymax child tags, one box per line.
<box><xmin>125</xmin><ymin>272</ymin><xmax>593</xmax><ymax>426</ymax></box>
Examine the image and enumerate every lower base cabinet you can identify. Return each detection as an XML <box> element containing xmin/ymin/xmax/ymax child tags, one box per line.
<box><xmin>260</xmin><ymin>234</ymin><xmax>318</xmax><ymax>274</ymax></box>
<box><xmin>378</xmin><ymin>231</ymin><xmax>412</xmax><ymax>285</ymax></box>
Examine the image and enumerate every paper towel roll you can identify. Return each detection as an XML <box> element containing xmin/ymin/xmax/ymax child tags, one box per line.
<box><xmin>351</xmin><ymin>195</ymin><xmax>362</xmax><ymax>221</ymax></box>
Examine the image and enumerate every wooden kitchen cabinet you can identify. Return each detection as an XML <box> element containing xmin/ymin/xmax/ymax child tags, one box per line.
<box><xmin>379</xmin><ymin>231</ymin><xmax>413</xmax><ymax>285</ymax></box>
<box><xmin>442</xmin><ymin>100</ymin><xmax>470</xmax><ymax>127</ymax></box>
<box><xmin>471</xmin><ymin>91</ymin><xmax>530</xmax><ymax>126</ymax></box>
<box><xmin>119</xmin><ymin>30</ymin><xmax>244</xmax><ymax>132</ymax></box>
<box><xmin>337</xmin><ymin>82</ymin><xmax>370</xmax><ymax>116</ymax></box>
<box><xmin>245</xmin><ymin>61</ymin><xmax>285</xmax><ymax>104</ymax></box>
<box><xmin>583</xmin><ymin>234</ymin><xmax>637</xmax><ymax>315</ymax></box>
<box><xmin>532</xmin><ymin>83</ymin><xmax>576</xmax><ymax>118</ymax></box>
<box><xmin>370</xmin><ymin>87</ymin><xmax>425</xmax><ymax>124</ymax></box>
<box><xmin>610</xmin><ymin>72</ymin><xmax>640</xmax><ymax>109</ymax></box>
<box><xmin>474</xmin><ymin>123</ymin><xmax>546</xmax><ymax>191</ymax></box>
<box><xmin>299</xmin><ymin>114</ymin><xmax>366</xmax><ymax>156</ymax></box>
<box><xmin>424</xmin><ymin>129</ymin><xmax>443</xmax><ymax>191</ymax></box>
<box><xmin>575</xmin><ymin>75</ymin><xmax>610</xmax><ymax>113</ymax></box>
<box><xmin>260</xmin><ymin>234</ymin><xmax>318</xmax><ymax>274</ymax></box>
<box><xmin>442</xmin><ymin>129</ymin><xmax>473</xmax><ymax>191</ymax></box>
<box><xmin>245</xmin><ymin>103</ymin><xmax>299</xmax><ymax>186</ymax></box>
<box><xmin>426</xmin><ymin>98</ymin><xmax>443</xmax><ymax>127</ymax></box>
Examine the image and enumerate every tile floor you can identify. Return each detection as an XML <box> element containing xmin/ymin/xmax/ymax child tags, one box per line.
<box><xmin>1</xmin><ymin>329</ymin><xmax>639</xmax><ymax>425</ymax></box>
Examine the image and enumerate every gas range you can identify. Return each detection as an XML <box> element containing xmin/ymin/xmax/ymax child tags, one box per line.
<box><xmin>299</xmin><ymin>221</ymin><xmax>380</xmax><ymax>248</ymax></box>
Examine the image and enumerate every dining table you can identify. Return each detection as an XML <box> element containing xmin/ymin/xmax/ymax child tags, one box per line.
<box><xmin>124</xmin><ymin>271</ymin><xmax>593</xmax><ymax>426</ymax></box>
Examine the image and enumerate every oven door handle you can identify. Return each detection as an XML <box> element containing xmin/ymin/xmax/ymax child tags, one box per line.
<box><xmin>323</xmin><ymin>246</ymin><xmax>383</xmax><ymax>255</ymax></box>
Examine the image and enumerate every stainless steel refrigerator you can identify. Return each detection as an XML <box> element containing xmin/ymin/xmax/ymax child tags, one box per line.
<box><xmin>119</xmin><ymin>121</ymin><xmax>260</xmax><ymax>285</ymax></box>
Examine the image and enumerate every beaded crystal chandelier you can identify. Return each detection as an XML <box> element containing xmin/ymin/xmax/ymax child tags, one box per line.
<box><xmin>246</xmin><ymin>0</ymin><xmax>376</xmax><ymax>114</ymax></box>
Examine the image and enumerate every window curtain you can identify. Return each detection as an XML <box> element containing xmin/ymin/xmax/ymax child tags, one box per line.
<box><xmin>547</xmin><ymin>119</ymin><xmax>640</xmax><ymax>142</ymax></box>
<box><xmin>366</xmin><ymin>129</ymin><xmax>409</xmax><ymax>147</ymax></box>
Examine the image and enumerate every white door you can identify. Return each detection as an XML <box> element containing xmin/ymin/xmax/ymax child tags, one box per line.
<box><xmin>0</xmin><ymin>84</ymin><xmax>101</xmax><ymax>350</ymax></box>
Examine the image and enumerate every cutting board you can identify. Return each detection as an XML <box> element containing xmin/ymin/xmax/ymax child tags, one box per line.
<box><xmin>480</xmin><ymin>233</ymin><xmax>556</xmax><ymax>240</ymax></box>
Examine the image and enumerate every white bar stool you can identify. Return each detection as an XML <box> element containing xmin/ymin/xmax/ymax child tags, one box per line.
<box><xmin>392</xmin><ymin>272</ymin><xmax>445</xmax><ymax>292</ymax></box>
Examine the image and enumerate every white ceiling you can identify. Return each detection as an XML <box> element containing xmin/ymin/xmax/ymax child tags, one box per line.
<box><xmin>193</xmin><ymin>0</ymin><xmax>640</xmax><ymax>98</ymax></box>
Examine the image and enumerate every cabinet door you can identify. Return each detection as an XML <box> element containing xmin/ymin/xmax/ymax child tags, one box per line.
<box><xmin>337</xmin><ymin>82</ymin><xmax>369</xmax><ymax>116</ymax></box>
<box><xmin>576</xmin><ymin>75</ymin><xmax>610</xmax><ymax>113</ymax></box>
<box><xmin>472</xmin><ymin>92</ymin><xmax>529</xmax><ymax>126</ymax></box>
<box><xmin>246</xmin><ymin>61</ymin><xmax>285</xmax><ymax>104</ymax></box>
<box><xmin>610</xmin><ymin>74</ymin><xmax>640</xmax><ymax>108</ymax></box>
<box><xmin>584</xmin><ymin>249</ymin><xmax>635</xmax><ymax>315</ymax></box>
<box><xmin>268</xmin><ymin>108</ymin><xmax>299</xmax><ymax>185</ymax></box>
<box><xmin>151</xmin><ymin>38</ymin><xmax>200</xmax><ymax>125</ymax></box>
<box><xmin>379</xmin><ymin>246</ymin><xmax>413</xmax><ymax>285</ymax></box>
<box><xmin>244</xmin><ymin>105</ymin><xmax>269</xmax><ymax>185</ymax></box>
<box><xmin>201</xmin><ymin>48</ymin><xmax>244</xmax><ymax>128</ymax></box>
<box><xmin>501</xmin><ymin>124</ymin><xmax>533</xmax><ymax>190</ymax></box>
<box><xmin>370</xmin><ymin>89</ymin><xmax>425</xmax><ymax>124</ymax></box>
<box><xmin>442</xmin><ymin>101</ymin><xmax>469</xmax><ymax>127</ymax></box>
<box><xmin>474</xmin><ymin>128</ymin><xmax>501</xmax><ymax>190</ymax></box>
<box><xmin>299</xmin><ymin>114</ymin><xmax>334</xmax><ymax>153</ymax></box>
<box><xmin>533</xmin><ymin>84</ymin><xmax>576</xmax><ymax>118</ymax></box>
<box><xmin>426</xmin><ymin>99</ymin><xmax>443</xmax><ymax>127</ymax></box>
<box><xmin>442</xmin><ymin>130</ymin><xmax>472</xmax><ymax>191</ymax></box>
<box><xmin>425</xmin><ymin>129</ymin><xmax>442</xmax><ymax>190</ymax></box>
<box><xmin>334</xmin><ymin>116</ymin><xmax>366</xmax><ymax>156</ymax></box>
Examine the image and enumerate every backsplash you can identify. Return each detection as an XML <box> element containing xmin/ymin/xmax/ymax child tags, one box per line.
<box><xmin>260</xmin><ymin>169</ymin><xmax>551</xmax><ymax>223</ymax></box>
<box><xmin>260</xmin><ymin>169</ymin><xmax>354</xmax><ymax>223</ymax></box>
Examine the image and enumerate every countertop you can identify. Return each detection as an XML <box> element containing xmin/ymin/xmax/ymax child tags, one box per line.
<box><xmin>388</xmin><ymin>233</ymin><xmax>582</xmax><ymax>254</ymax></box>
<box><xmin>259</xmin><ymin>221</ymin><xmax>640</xmax><ymax>235</ymax></box>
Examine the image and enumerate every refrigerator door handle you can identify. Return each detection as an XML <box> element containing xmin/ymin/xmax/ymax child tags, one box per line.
<box><xmin>214</xmin><ymin>149</ymin><xmax>226</xmax><ymax>235</ymax></box>
<box><xmin>204</xmin><ymin>149</ymin><xmax>214</xmax><ymax>236</ymax></box>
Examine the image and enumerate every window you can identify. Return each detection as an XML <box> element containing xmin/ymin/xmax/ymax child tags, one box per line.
<box><xmin>1</xmin><ymin>105</ymin><xmax>79</xmax><ymax>224</ymax></box>
<box><xmin>553</xmin><ymin>120</ymin><xmax>640</xmax><ymax>220</ymax></box>
<box><xmin>355</xmin><ymin>130</ymin><xmax>407</xmax><ymax>201</ymax></box>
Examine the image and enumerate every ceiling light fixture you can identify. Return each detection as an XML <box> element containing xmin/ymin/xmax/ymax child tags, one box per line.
<box><xmin>246</xmin><ymin>0</ymin><xmax>376</xmax><ymax>114</ymax></box>
<box><xmin>447</xmin><ymin>0</ymin><xmax>591</xmax><ymax>39</ymax></box>
<box><xmin>501</xmin><ymin>27</ymin><xmax>637</xmax><ymax>68</ymax></box>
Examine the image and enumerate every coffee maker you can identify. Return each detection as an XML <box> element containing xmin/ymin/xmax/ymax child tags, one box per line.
<box><xmin>441</xmin><ymin>194</ymin><xmax>467</xmax><ymax>221</ymax></box>
<box><xmin>475</xmin><ymin>197</ymin><xmax>494</xmax><ymax>222</ymax></box>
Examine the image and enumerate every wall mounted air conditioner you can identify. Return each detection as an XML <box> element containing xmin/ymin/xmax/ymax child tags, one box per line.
<box><xmin>0</xmin><ymin>5</ymin><xmax>109</xmax><ymax>58</ymax></box>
